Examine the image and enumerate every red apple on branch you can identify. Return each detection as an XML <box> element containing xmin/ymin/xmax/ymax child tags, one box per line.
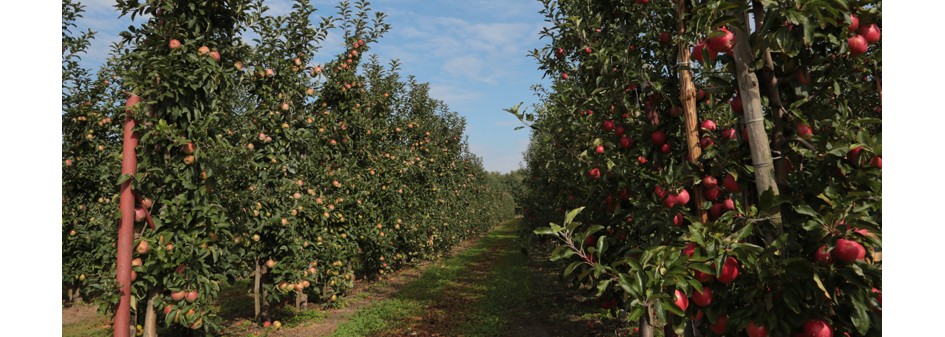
<box><xmin>692</xmin><ymin>287</ymin><xmax>712</xmax><ymax>307</ymax></box>
<box><xmin>746</xmin><ymin>321</ymin><xmax>769</xmax><ymax>337</ymax></box>
<box><xmin>673</xmin><ymin>289</ymin><xmax>689</xmax><ymax>312</ymax></box>
<box><xmin>848</xmin><ymin>35</ymin><xmax>868</xmax><ymax>56</ymax></box>
<box><xmin>802</xmin><ymin>319</ymin><xmax>833</xmax><ymax>337</ymax></box>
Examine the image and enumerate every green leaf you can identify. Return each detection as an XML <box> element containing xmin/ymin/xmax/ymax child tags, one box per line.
<box><xmin>596</xmin><ymin>279</ymin><xmax>611</xmax><ymax>296</ymax></box>
<box><xmin>564</xmin><ymin>207</ymin><xmax>585</xmax><ymax>225</ymax></box>
<box><xmin>794</xmin><ymin>204</ymin><xmax>824</xmax><ymax>224</ymax></box>
<box><xmin>850</xmin><ymin>291</ymin><xmax>871</xmax><ymax>334</ymax></box>
<box><xmin>533</xmin><ymin>227</ymin><xmax>554</xmax><ymax>235</ymax></box>
<box><xmin>813</xmin><ymin>273</ymin><xmax>831</xmax><ymax>299</ymax></box>
<box><xmin>117</xmin><ymin>173</ymin><xmax>135</xmax><ymax>185</ymax></box>
<box><xmin>628</xmin><ymin>306</ymin><xmax>645</xmax><ymax>322</ymax></box>
<box><xmin>565</xmin><ymin>261</ymin><xmax>582</xmax><ymax>277</ymax></box>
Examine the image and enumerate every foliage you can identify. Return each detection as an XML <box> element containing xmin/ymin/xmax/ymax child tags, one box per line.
<box><xmin>61</xmin><ymin>0</ymin><xmax>515</xmax><ymax>335</ymax></box>
<box><xmin>518</xmin><ymin>0</ymin><xmax>881</xmax><ymax>336</ymax></box>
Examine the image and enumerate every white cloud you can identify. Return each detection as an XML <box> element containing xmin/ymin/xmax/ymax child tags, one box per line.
<box><xmin>429</xmin><ymin>83</ymin><xmax>483</xmax><ymax>104</ymax></box>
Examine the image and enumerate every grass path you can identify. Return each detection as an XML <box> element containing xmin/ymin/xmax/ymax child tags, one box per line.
<box><xmin>61</xmin><ymin>219</ymin><xmax>633</xmax><ymax>336</ymax></box>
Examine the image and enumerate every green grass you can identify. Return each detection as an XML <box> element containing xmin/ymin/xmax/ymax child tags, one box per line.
<box><xmin>330</xmin><ymin>219</ymin><xmax>520</xmax><ymax>337</ymax></box>
<box><xmin>62</xmin><ymin>316</ymin><xmax>111</xmax><ymax>337</ymax></box>
<box><xmin>457</xmin><ymin>230</ymin><xmax>529</xmax><ymax>337</ymax></box>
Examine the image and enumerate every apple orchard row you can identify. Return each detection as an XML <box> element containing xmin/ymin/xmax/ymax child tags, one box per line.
<box><xmin>517</xmin><ymin>1</ymin><xmax>880</xmax><ymax>337</ymax></box>
<box><xmin>62</xmin><ymin>0</ymin><xmax>514</xmax><ymax>334</ymax></box>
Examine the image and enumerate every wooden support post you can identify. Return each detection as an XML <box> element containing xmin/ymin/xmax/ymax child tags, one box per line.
<box><xmin>676</xmin><ymin>0</ymin><xmax>708</xmax><ymax>224</ymax></box>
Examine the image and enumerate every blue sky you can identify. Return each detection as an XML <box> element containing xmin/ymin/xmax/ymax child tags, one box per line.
<box><xmin>73</xmin><ymin>0</ymin><xmax>550</xmax><ymax>173</ymax></box>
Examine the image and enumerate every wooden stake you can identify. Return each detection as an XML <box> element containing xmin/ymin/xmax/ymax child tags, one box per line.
<box><xmin>676</xmin><ymin>0</ymin><xmax>708</xmax><ymax>224</ymax></box>
<box><xmin>115</xmin><ymin>95</ymin><xmax>139</xmax><ymax>337</ymax></box>
<box><xmin>730</xmin><ymin>16</ymin><xmax>783</xmax><ymax>231</ymax></box>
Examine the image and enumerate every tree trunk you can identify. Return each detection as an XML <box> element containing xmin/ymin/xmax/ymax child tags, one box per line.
<box><xmin>639</xmin><ymin>304</ymin><xmax>656</xmax><ymax>337</ymax></box>
<box><xmin>143</xmin><ymin>290</ymin><xmax>159</xmax><ymax>337</ymax></box>
<box><xmin>253</xmin><ymin>259</ymin><xmax>263</xmax><ymax>321</ymax></box>
<box><xmin>730</xmin><ymin>14</ymin><xmax>783</xmax><ymax>232</ymax></box>
<box><xmin>676</xmin><ymin>0</ymin><xmax>708</xmax><ymax>224</ymax></box>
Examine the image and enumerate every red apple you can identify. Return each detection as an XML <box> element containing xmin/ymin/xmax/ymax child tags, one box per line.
<box><xmin>694</xmin><ymin>269</ymin><xmax>714</xmax><ymax>283</ymax></box>
<box><xmin>595</xmin><ymin>145</ymin><xmax>605</xmax><ymax>154</ymax></box>
<box><xmin>796</xmin><ymin>69</ymin><xmax>811</xmax><ymax>85</ymax></box>
<box><xmin>705</xmin><ymin>185</ymin><xmax>720</xmax><ymax>201</ymax></box>
<box><xmin>700</xmin><ymin>137</ymin><xmax>715</xmax><ymax>149</ymax></box>
<box><xmin>676</xmin><ymin>189</ymin><xmax>691</xmax><ymax>205</ymax></box>
<box><xmin>723</xmin><ymin>198</ymin><xmax>735</xmax><ymax>211</ymax></box>
<box><xmin>663</xmin><ymin>194</ymin><xmax>678</xmax><ymax>208</ymax></box>
<box><xmin>870</xmin><ymin>156</ymin><xmax>881</xmax><ymax>169</ymax></box>
<box><xmin>603</xmin><ymin>120</ymin><xmax>615</xmax><ymax>131</ymax></box>
<box><xmin>709</xmin><ymin>203</ymin><xmax>724</xmax><ymax>219</ymax></box>
<box><xmin>555</xmin><ymin>47</ymin><xmax>564</xmax><ymax>58</ymax></box>
<box><xmin>619</xmin><ymin>136</ymin><xmax>633</xmax><ymax>149</ymax></box>
<box><xmin>717</xmin><ymin>256</ymin><xmax>740</xmax><ymax>284</ymax></box>
<box><xmin>746</xmin><ymin>321</ymin><xmax>769</xmax><ymax>337</ymax></box>
<box><xmin>723</xmin><ymin>173</ymin><xmax>741</xmax><ymax>192</ymax></box>
<box><xmin>615</xmin><ymin>125</ymin><xmax>626</xmax><ymax>136</ymax></box>
<box><xmin>721</xmin><ymin>128</ymin><xmax>737</xmax><ymax>140</ymax></box>
<box><xmin>691</xmin><ymin>310</ymin><xmax>704</xmax><ymax>321</ymax></box>
<box><xmin>847</xmin><ymin>14</ymin><xmax>859</xmax><ymax>33</ymax></box>
<box><xmin>697</xmin><ymin>88</ymin><xmax>707</xmax><ymax>101</ymax></box>
<box><xmin>181</xmin><ymin>142</ymin><xmax>196</xmax><ymax>154</ymax></box>
<box><xmin>135</xmin><ymin>207</ymin><xmax>147</xmax><ymax>222</ymax></box>
<box><xmin>669</xmin><ymin>106</ymin><xmax>683</xmax><ymax>117</ymax></box>
<box><xmin>136</xmin><ymin>240</ymin><xmax>150</xmax><ymax>255</ymax></box>
<box><xmin>588</xmin><ymin>168</ymin><xmax>601</xmax><ymax>179</ymax></box>
<box><xmin>654</xmin><ymin>185</ymin><xmax>667</xmax><ymax>199</ymax></box>
<box><xmin>561</xmin><ymin>73</ymin><xmax>569</xmax><ymax>80</ymax></box>
<box><xmin>847</xmin><ymin>146</ymin><xmax>864</xmax><ymax>166</ymax></box>
<box><xmin>683</xmin><ymin>242</ymin><xmax>696</xmax><ymax>257</ymax></box>
<box><xmin>700</xmin><ymin>119</ymin><xmax>717</xmax><ymax>132</ymax></box>
<box><xmin>651</xmin><ymin>130</ymin><xmax>667</xmax><ymax>146</ymax></box>
<box><xmin>701</xmin><ymin>176</ymin><xmax>718</xmax><ymax>189</ymax></box>
<box><xmin>673</xmin><ymin>289</ymin><xmax>689</xmax><ymax>312</ymax></box>
<box><xmin>692</xmin><ymin>287</ymin><xmax>712</xmax><ymax>307</ymax></box>
<box><xmin>169</xmin><ymin>39</ymin><xmax>181</xmax><ymax>49</ymax></box>
<box><xmin>163</xmin><ymin>305</ymin><xmax>173</xmax><ymax>315</ymax></box>
<box><xmin>796</xmin><ymin>123</ymin><xmax>813</xmax><ymax>139</ymax></box>
<box><xmin>731</xmin><ymin>96</ymin><xmax>743</xmax><ymax>114</ymax></box>
<box><xmin>692</xmin><ymin>41</ymin><xmax>716</xmax><ymax>63</ymax></box>
<box><xmin>814</xmin><ymin>245</ymin><xmax>832</xmax><ymax>263</ymax></box>
<box><xmin>660</xmin><ymin>143</ymin><xmax>671</xmax><ymax>154</ymax></box>
<box><xmin>198</xmin><ymin>46</ymin><xmax>210</xmax><ymax>55</ymax></box>
<box><xmin>584</xmin><ymin>46</ymin><xmax>592</xmax><ymax>54</ymax></box>
<box><xmin>209</xmin><ymin>50</ymin><xmax>220</xmax><ymax>62</ymax></box>
<box><xmin>660</xmin><ymin>32</ymin><xmax>672</xmax><ymax>45</ymax></box>
<box><xmin>848</xmin><ymin>35</ymin><xmax>868</xmax><ymax>56</ymax></box>
<box><xmin>638</xmin><ymin>156</ymin><xmax>647</xmax><ymax>164</ymax></box>
<box><xmin>802</xmin><ymin>319</ymin><xmax>833</xmax><ymax>337</ymax></box>
<box><xmin>673</xmin><ymin>212</ymin><xmax>684</xmax><ymax>226</ymax></box>
<box><xmin>185</xmin><ymin>290</ymin><xmax>198</xmax><ymax>303</ymax></box>
<box><xmin>858</xmin><ymin>24</ymin><xmax>881</xmax><ymax>44</ymax></box>
<box><xmin>708</xmin><ymin>27</ymin><xmax>735</xmax><ymax>52</ymax></box>
<box><xmin>710</xmin><ymin>315</ymin><xmax>728</xmax><ymax>334</ymax></box>
<box><xmin>171</xmin><ymin>291</ymin><xmax>185</xmax><ymax>301</ymax></box>
<box><xmin>833</xmin><ymin>238</ymin><xmax>864</xmax><ymax>263</ymax></box>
